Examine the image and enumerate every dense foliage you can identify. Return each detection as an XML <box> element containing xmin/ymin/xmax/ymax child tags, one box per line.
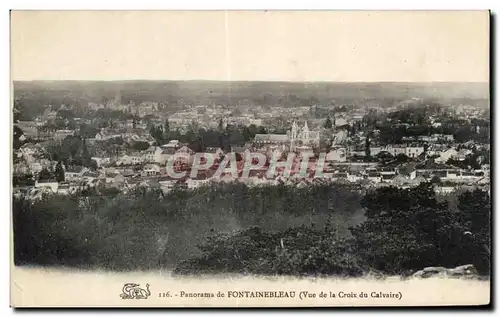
<box><xmin>175</xmin><ymin>224</ymin><xmax>366</xmax><ymax>277</ymax></box>
<box><xmin>175</xmin><ymin>184</ymin><xmax>491</xmax><ymax>277</ymax></box>
<box><xmin>13</xmin><ymin>183</ymin><xmax>363</xmax><ymax>271</ymax></box>
<box><xmin>13</xmin><ymin>181</ymin><xmax>490</xmax><ymax>277</ymax></box>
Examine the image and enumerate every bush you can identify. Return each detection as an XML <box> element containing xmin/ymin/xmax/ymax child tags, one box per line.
<box><xmin>174</xmin><ymin>224</ymin><xmax>366</xmax><ymax>277</ymax></box>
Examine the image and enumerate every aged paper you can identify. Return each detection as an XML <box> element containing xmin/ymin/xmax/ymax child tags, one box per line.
<box><xmin>10</xmin><ymin>10</ymin><xmax>490</xmax><ymax>308</ymax></box>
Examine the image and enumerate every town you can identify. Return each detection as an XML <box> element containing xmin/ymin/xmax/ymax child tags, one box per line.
<box><xmin>12</xmin><ymin>82</ymin><xmax>490</xmax><ymax>200</ymax></box>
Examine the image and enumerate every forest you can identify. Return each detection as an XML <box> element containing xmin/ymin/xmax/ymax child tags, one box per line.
<box><xmin>12</xmin><ymin>182</ymin><xmax>490</xmax><ymax>277</ymax></box>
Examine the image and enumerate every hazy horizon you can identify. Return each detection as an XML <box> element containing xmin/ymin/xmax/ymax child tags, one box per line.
<box><xmin>11</xmin><ymin>11</ymin><xmax>489</xmax><ymax>82</ymax></box>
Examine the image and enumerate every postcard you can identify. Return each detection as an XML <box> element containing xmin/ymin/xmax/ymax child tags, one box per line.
<box><xmin>10</xmin><ymin>10</ymin><xmax>491</xmax><ymax>307</ymax></box>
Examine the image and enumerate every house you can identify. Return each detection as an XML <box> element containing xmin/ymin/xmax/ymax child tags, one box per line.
<box><xmin>175</xmin><ymin>146</ymin><xmax>195</xmax><ymax>163</ymax></box>
<box><xmin>369</xmin><ymin>147</ymin><xmax>383</xmax><ymax>157</ymax></box>
<box><xmin>18</xmin><ymin>143</ymin><xmax>46</xmax><ymax>164</ymax></box>
<box><xmin>391</xmin><ymin>174</ymin><xmax>411</xmax><ymax>187</ymax></box>
<box><xmin>432</xmin><ymin>134</ymin><xmax>455</xmax><ymax>142</ymax></box>
<box><xmin>326</xmin><ymin>147</ymin><xmax>347</xmax><ymax>162</ymax></box>
<box><xmin>54</xmin><ymin>129</ymin><xmax>75</xmax><ymax>141</ymax></box>
<box><xmin>379</xmin><ymin>167</ymin><xmax>397</xmax><ymax>182</ymax></box>
<box><xmin>142</xmin><ymin>146</ymin><xmax>163</xmax><ymax>163</ymax></box>
<box><xmin>331</xmin><ymin>130</ymin><xmax>348</xmax><ymax>145</ymax></box>
<box><xmin>434</xmin><ymin>185</ymin><xmax>456</xmax><ymax>195</ymax></box>
<box><xmin>120</xmin><ymin>169</ymin><xmax>136</xmax><ymax>178</ymax></box>
<box><xmin>117</xmin><ymin>154</ymin><xmax>143</xmax><ymax>165</ymax></box>
<box><xmin>412</xmin><ymin>161</ymin><xmax>464</xmax><ymax>182</ymax></box>
<box><xmin>456</xmin><ymin>149</ymin><xmax>473</xmax><ymax>161</ymax></box>
<box><xmin>418</xmin><ymin>135</ymin><xmax>438</xmax><ymax>143</ymax></box>
<box><xmin>82</xmin><ymin>171</ymin><xmax>100</xmax><ymax>182</ymax></box>
<box><xmin>331</xmin><ymin>172</ymin><xmax>349</xmax><ymax>181</ymax></box>
<box><xmin>405</xmin><ymin>146</ymin><xmax>425</xmax><ymax>158</ymax></box>
<box><xmin>185</xmin><ymin>177</ymin><xmax>211</xmax><ymax>189</ymax></box>
<box><xmin>35</xmin><ymin>180</ymin><xmax>59</xmax><ymax>193</ymax></box>
<box><xmin>91</xmin><ymin>157</ymin><xmax>111</xmax><ymax>167</ymax></box>
<box><xmin>65</xmin><ymin>166</ymin><xmax>89</xmax><ymax>181</ymax></box>
<box><xmin>95</xmin><ymin>131</ymin><xmax>122</xmax><ymax>141</ymax></box>
<box><xmin>366</xmin><ymin>170</ymin><xmax>382</xmax><ymax>183</ymax></box>
<box><xmin>13</xmin><ymin>162</ymin><xmax>30</xmax><ymax>175</ymax></box>
<box><xmin>162</xmin><ymin>140</ymin><xmax>180</xmax><ymax>149</ymax></box>
<box><xmin>347</xmin><ymin>173</ymin><xmax>364</xmax><ymax>183</ymax></box>
<box><xmin>142</xmin><ymin>164</ymin><xmax>161</xmax><ymax>176</ymax></box>
<box><xmin>426</xmin><ymin>144</ymin><xmax>449</xmax><ymax>158</ymax></box>
<box><xmin>158</xmin><ymin>147</ymin><xmax>177</xmax><ymax>165</ymax></box>
<box><xmin>385</xmin><ymin>145</ymin><xmax>407</xmax><ymax>157</ymax></box>
<box><xmin>14</xmin><ymin>120</ymin><xmax>34</xmax><ymax>133</ymax></box>
<box><xmin>253</xmin><ymin>134</ymin><xmax>289</xmax><ymax>146</ymax></box>
<box><xmin>435</xmin><ymin>148</ymin><xmax>459</xmax><ymax>164</ymax></box>
<box><xmin>28</xmin><ymin>162</ymin><xmax>43</xmax><ymax>174</ymax></box>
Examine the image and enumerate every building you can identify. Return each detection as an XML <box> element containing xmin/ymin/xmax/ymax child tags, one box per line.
<box><xmin>15</xmin><ymin>121</ymin><xmax>40</xmax><ymax>139</ymax></box>
<box><xmin>384</xmin><ymin>145</ymin><xmax>407</xmax><ymax>157</ymax></box>
<box><xmin>142</xmin><ymin>164</ymin><xmax>161</xmax><ymax>176</ymax></box>
<box><xmin>54</xmin><ymin>129</ymin><xmax>75</xmax><ymax>141</ymax></box>
<box><xmin>34</xmin><ymin>180</ymin><xmax>59</xmax><ymax>193</ymax></box>
<box><xmin>435</xmin><ymin>148</ymin><xmax>459</xmax><ymax>164</ymax></box>
<box><xmin>289</xmin><ymin>120</ymin><xmax>321</xmax><ymax>150</ymax></box>
<box><xmin>252</xmin><ymin>120</ymin><xmax>321</xmax><ymax>151</ymax></box>
<box><xmin>405</xmin><ymin>146</ymin><xmax>425</xmax><ymax>158</ymax></box>
<box><xmin>326</xmin><ymin>147</ymin><xmax>347</xmax><ymax>162</ymax></box>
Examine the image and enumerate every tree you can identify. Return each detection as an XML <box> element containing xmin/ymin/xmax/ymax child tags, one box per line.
<box><xmin>54</xmin><ymin>161</ymin><xmax>65</xmax><ymax>182</ymax></box>
<box><xmin>164</xmin><ymin>119</ymin><xmax>170</xmax><ymax>133</ymax></box>
<box><xmin>376</xmin><ymin>151</ymin><xmax>393</xmax><ymax>161</ymax></box>
<box><xmin>324</xmin><ymin>118</ymin><xmax>333</xmax><ymax>129</ymax></box>
<box><xmin>81</xmin><ymin>138</ymin><xmax>92</xmax><ymax>167</ymax></box>
<box><xmin>38</xmin><ymin>168</ymin><xmax>54</xmax><ymax>182</ymax></box>
<box><xmin>364</xmin><ymin>135</ymin><xmax>371</xmax><ymax>159</ymax></box>
<box><xmin>395</xmin><ymin>153</ymin><xmax>410</xmax><ymax>163</ymax></box>
<box><xmin>90</xmin><ymin>159</ymin><xmax>99</xmax><ymax>171</ymax></box>
<box><xmin>78</xmin><ymin>123</ymin><xmax>99</xmax><ymax>139</ymax></box>
<box><xmin>149</xmin><ymin>125</ymin><xmax>164</xmax><ymax>145</ymax></box>
<box><xmin>13</xmin><ymin>125</ymin><xmax>25</xmax><ymax>150</ymax></box>
<box><xmin>456</xmin><ymin>189</ymin><xmax>491</xmax><ymax>275</ymax></box>
<box><xmin>350</xmin><ymin>183</ymin><xmax>490</xmax><ymax>275</ymax></box>
<box><xmin>218</xmin><ymin>118</ymin><xmax>224</xmax><ymax>132</ymax></box>
<box><xmin>163</xmin><ymin>119</ymin><xmax>170</xmax><ymax>139</ymax></box>
<box><xmin>191</xmin><ymin>135</ymin><xmax>206</xmax><ymax>153</ymax></box>
<box><xmin>131</xmin><ymin>141</ymin><xmax>150</xmax><ymax>152</ymax></box>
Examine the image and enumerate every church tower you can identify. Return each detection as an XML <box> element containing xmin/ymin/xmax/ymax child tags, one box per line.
<box><xmin>290</xmin><ymin>120</ymin><xmax>298</xmax><ymax>151</ymax></box>
<box><xmin>302</xmin><ymin>121</ymin><xmax>310</xmax><ymax>141</ymax></box>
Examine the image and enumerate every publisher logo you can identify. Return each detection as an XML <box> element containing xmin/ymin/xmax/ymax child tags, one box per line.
<box><xmin>120</xmin><ymin>283</ymin><xmax>151</xmax><ymax>299</ymax></box>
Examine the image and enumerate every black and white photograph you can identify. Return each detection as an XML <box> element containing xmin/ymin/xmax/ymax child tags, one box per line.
<box><xmin>9</xmin><ymin>10</ymin><xmax>491</xmax><ymax>307</ymax></box>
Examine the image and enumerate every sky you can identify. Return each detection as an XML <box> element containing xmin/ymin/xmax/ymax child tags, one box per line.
<box><xmin>10</xmin><ymin>11</ymin><xmax>490</xmax><ymax>82</ymax></box>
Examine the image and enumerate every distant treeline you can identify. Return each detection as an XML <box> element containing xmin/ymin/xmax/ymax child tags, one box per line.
<box><xmin>13</xmin><ymin>81</ymin><xmax>489</xmax><ymax>121</ymax></box>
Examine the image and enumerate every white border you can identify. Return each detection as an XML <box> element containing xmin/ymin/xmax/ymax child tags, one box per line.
<box><xmin>2</xmin><ymin>1</ymin><xmax>497</xmax><ymax>316</ymax></box>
